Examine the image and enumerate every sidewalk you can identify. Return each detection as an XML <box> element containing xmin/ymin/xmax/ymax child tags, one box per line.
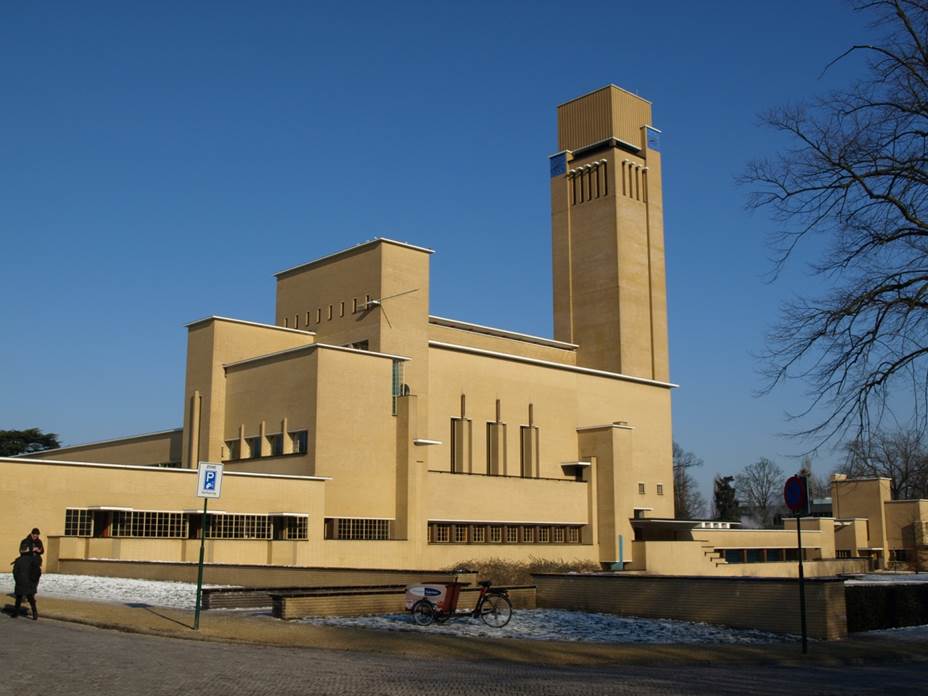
<box><xmin>13</xmin><ymin>595</ymin><xmax>928</xmax><ymax>668</ymax></box>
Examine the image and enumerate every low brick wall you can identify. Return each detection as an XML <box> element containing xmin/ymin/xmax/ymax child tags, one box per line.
<box><xmin>846</xmin><ymin>582</ymin><xmax>928</xmax><ymax>632</ymax></box>
<box><xmin>203</xmin><ymin>584</ymin><xmax>407</xmax><ymax>610</ymax></box>
<box><xmin>55</xmin><ymin>558</ymin><xmax>474</xmax><ymax>589</ymax></box>
<box><xmin>274</xmin><ymin>586</ymin><xmax>536</xmax><ymax>620</ymax></box>
<box><xmin>533</xmin><ymin>573</ymin><xmax>847</xmax><ymax>640</ymax></box>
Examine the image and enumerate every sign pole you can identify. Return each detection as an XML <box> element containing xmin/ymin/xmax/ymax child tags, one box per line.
<box><xmin>194</xmin><ymin>496</ymin><xmax>208</xmax><ymax>630</ymax></box>
<box><xmin>193</xmin><ymin>460</ymin><xmax>222</xmax><ymax>631</ymax></box>
<box><xmin>796</xmin><ymin>513</ymin><xmax>808</xmax><ymax>654</ymax></box>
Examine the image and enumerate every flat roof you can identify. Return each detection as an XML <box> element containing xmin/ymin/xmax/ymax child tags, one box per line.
<box><xmin>429</xmin><ymin>315</ymin><xmax>578</xmax><ymax>350</ymax></box>
<box><xmin>275</xmin><ymin>237</ymin><xmax>434</xmax><ymax>278</ymax></box>
<box><xmin>224</xmin><ymin>342</ymin><xmax>410</xmax><ymax>370</ymax></box>
<box><xmin>184</xmin><ymin>315</ymin><xmax>315</xmax><ymax>335</ymax></box>
<box><xmin>12</xmin><ymin>427</ymin><xmax>182</xmax><ymax>457</ymax></box>
<box><xmin>0</xmin><ymin>457</ymin><xmax>330</xmax><ymax>481</ymax></box>
<box><xmin>429</xmin><ymin>341</ymin><xmax>678</xmax><ymax>389</ymax></box>
<box><xmin>557</xmin><ymin>83</ymin><xmax>652</xmax><ymax>108</ymax></box>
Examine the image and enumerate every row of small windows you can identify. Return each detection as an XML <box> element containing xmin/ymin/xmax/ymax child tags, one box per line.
<box><xmin>324</xmin><ymin>518</ymin><xmax>391</xmax><ymax>540</ymax></box>
<box><xmin>63</xmin><ymin>508</ymin><xmax>308</xmax><ymax>540</ymax></box>
<box><xmin>721</xmin><ymin>548</ymin><xmax>807</xmax><ymax>564</ymax></box>
<box><xmin>283</xmin><ymin>295</ymin><xmax>375</xmax><ymax>329</ymax></box>
<box><xmin>428</xmin><ymin>522</ymin><xmax>582</xmax><ymax>545</ymax></box>
<box><xmin>638</xmin><ymin>482</ymin><xmax>665</xmax><ymax>496</ymax></box>
<box><xmin>569</xmin><ymin>160</ymin><xmax>608</xmax><ymax>205</ymax></box>
<box><xmin>223</xmin><ymin>430</ymin><xmax>308</xmax><ymax>461</ymax></box>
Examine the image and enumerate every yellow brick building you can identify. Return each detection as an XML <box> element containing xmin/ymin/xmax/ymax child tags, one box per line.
<box><xmin>3</xmin><ymin>85</ymin><xmax>922</xmax><ymax>576</ymax></box>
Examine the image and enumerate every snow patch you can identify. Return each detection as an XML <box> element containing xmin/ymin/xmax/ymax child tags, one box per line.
<box><xmin>0</xmin><ymin>573</ymin><xmax>236</xmax><ymax>609</ymax></box>
<box><xmin>297</xmin><ymin>609</ymin><xmax>796</xmax><ymax>645</ymax></box>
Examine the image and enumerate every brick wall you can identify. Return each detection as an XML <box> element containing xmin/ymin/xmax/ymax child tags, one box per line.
<box><xmin>533</xmin><ymin>573</ymin><xmax>847</xmax><ymax>640</ymax></box>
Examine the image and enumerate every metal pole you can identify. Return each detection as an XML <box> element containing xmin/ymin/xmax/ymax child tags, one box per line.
<box><xmin>796</xmin><ymin>514</ymin><xmax>808</xmax><ymax>654</ymax></box>
<box><xmin>194</xmin><ymin>497</ymin><xmax>208</xmax><ymax>630</ymax></box>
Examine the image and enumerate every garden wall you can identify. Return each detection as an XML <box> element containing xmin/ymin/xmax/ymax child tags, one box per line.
<box><xmin>533</xmin><ymin>573</ymin><xmax>847</xmax><ymax>640</ymax></box>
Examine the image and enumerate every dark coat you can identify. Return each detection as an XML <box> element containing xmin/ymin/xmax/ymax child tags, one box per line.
<box><xmin>20</xmin><ymin>535</ymin><xmax>44</xmax><ymax>557</ymax></box>
<box><xmin>12</xmin><ymin>554</ymin><xmax>41</xmax><ymax>596</ymax></box>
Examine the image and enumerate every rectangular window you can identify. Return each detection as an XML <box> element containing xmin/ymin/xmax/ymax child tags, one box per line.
<box><xmin>248</xmin><ymin>436</ymin><xmax>263</xmax><ymax>458</ymax></box>
<box><xmin>433</xmin><ymin>524</ymin><xmax>450</xmax><ymax>543</ymax></box>
<box><xmin>290</xmin><ymin>430</ymin><xmax>308</xmax><ymax>455</ymax></box>
<box><xmin>506</xmin><ymin>526</ymin><xmax>519</xmax><ymax>544</ymax></box>
<box><xmin>392</xmin><ymin>360</ymin><xmax>405</xmax><ymax>416</ymax></box>
<box><xmin>272</xmin><ymin>515</ymin><xmax>308</xmax><ymax>540</ymax></box>
<box><xmin>327</xmin><ymin>305</ymin><xmax>333</xmax><ymax>320</ymax></box>
<box><xmin>450</xmin><ymin>418</ymin><xmax>471</xmax><ymax>473</ymax></box>
<box><xmin>538</xmin><ymin>526</ymin><xmax>550</xmax><ymax>543</ymax></box>
<box><xmin>724</xmin><ymin>549</ymin><xmax>744</xmax><ymax>564</ymax></box>
<box><xmin>64</xmin><ymin>508</ymin><xmax>93</xmax><ymax>537</ymax></box>
<box><xmin>284</xmin><ymin>317</ymin><xmax>289</xmax><ymax>328</ymax></box>
<box><xmin>567</xmin><ymin>527</ymin><xmax>580</xmax><ymax>544</ymax></box>
<box><xmin>204</xmin><ymin>513</ymin><xmax>270</xmax><ymax>540</ymax></box>
<box><xmin>315</xmin><ymin>308</ymin><xmax>322</xmax><ymax>324</ymax></box>
<box><xmin>353</xmin><ymin>298</ymin><xmax>359</xmax><ymax>313</ymax></box>
<box><xmin>112</xmin><ymin>511</ymin><xmax>188</xmax><ymax>539</ymax></box>
<box><xmin>520</xmin><ymin>425</ymin><xmax>538</xmax><ymax>478</ymax></box>
<box><xmin>453</xmin><ymin>524</ymin><xmax>469</xmax><ymax>543</ymax></box>
<box><xmin>522</xmin><ymin>526</ymin><xmax>534</xmax><ymax>543</ymax></box>
<box><xmin>553</xmin><ymin>526</ymin><xmax>565</xmax><ymax>543</ymax></box>
<box><xmin>269</xmin><ymin>433</ymin><xmax>284</xmax><ymax>457</ymax></box>
<box><xmin>486</xmin><ymin>422</ymin><xmax>506</xmax><ymax>475</ymax></box>
<box><xmin>745</xmin><ymin>549</ymin><xmax>764</xmax><ymax>563</ymax></box>
<box><xmin>836</xmin><ymin>549</ymin><xmax>851</xmax><ymax>559</ymax></box>
<box><xmin>339</xmin><ymin>301</ymin><xmax>345</xmax><ymax>317</ymax></box>
<box><xmin>471</xmin><ymin>526</ymin><xmax>486</xmax><ymax>543</ymax></box>
<box><xmin>656</xmin><ymin>483</ymin><xmax>664</xmax><ymax>496</ymax></box>
<box><xmin>638</xmin><ymin>482</ymin><xmax>646</xmax><ymax>495</ymax></box>
<box><xmin>488</xmin><ymin>525</ymin><xmax>503</xmax><ymax>543</ymax></box>
<box><xmin>329</xmin><ymin>518</ymin><xmax>390</xmax><ymax>540</ymax></box>
<box><xmin>766</xmin><ymin>548</ymin><xmax>785</xmax><ymax>562</ymax></box>
<box><xmin>306</xmin><ymin>311</ymin><xmax>311</xmax><ymax>326</ymax></box>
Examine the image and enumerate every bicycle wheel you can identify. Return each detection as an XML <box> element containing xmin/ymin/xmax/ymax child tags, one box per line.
<box><xmin>479</xmin><ymin>594</ymin><xmax>512</xmax><ymax>628</ymax></box>
<box><xmin>411</xmin><ymin>600</ymin><xmax>435</xmax><ymax>626</ymax></box>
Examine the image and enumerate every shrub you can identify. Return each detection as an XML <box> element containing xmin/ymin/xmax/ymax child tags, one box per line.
<box><xmin>444</xmin><ymin>556</ymin><xmax>601</xmax><ymax>586</ymax></box>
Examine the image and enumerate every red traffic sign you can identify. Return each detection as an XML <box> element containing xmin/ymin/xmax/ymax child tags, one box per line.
<box><xmin>784</xmin><ymin>475</ymin><xmax>809</xmax><ymax>513</ymax></box>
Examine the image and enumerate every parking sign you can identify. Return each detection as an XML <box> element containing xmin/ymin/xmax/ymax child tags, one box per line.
<box><xmin>197</xmin><ymin>461</ymin><xmax>223</xmax><ymax>498</ymax></box>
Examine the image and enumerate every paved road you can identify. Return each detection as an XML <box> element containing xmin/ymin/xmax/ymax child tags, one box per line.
<box><xmin>2</xmin><ymin>618</ymin><xmax>927</xmax><ymax>696</ymax></box>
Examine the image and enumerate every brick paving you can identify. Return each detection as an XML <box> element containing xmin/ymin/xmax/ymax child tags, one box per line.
<box><xmin>2</xmin><ymin>617</ymin><xmax>928</xmax><ymax>696</ymax></box>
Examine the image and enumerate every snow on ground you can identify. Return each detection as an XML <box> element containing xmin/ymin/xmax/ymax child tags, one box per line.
<box><xmin>864</xmin><ymin>624</ymin><xmax>928</xmax><ymax>641</ymax></box>
<box><xmin>297</xmin><ymin>609</ymin><xmax>796</xmax><ymax>645</ymax></box>
<box><xmin>844</xmin><ymin>573</ymin><xmax>928</xmax><ymax>585</ymax></box>
<box><xmin>0</xmin><ymin>573</ymin><xmax>235</xmax><ymax>609</ymax></box>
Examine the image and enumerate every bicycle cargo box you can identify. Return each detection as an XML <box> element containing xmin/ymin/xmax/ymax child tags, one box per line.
<box><xmin>404</xmin><ymin>583</ymin><xmax>463</xmax><ymax>611</ymax></box>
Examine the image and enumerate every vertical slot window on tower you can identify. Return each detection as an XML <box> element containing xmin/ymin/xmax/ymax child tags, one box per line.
<box><xmin>339</xmin><ymin>301</ymin><xmax>345</xmax><ymax>317</ymax></box>
<box><xmin>391</xmin><ymin>360</ymin><xmax>405</xmax><ymax>415</ymax></box>
<box><xmin>450</xmin><ymin>417</ymin><xmax>472</xmax><ymax>473</ymax></box>
<box><xmin>520</xmin><ymin>425</ymin><xmax>539</xmax><ymax>478</ymax></box>
<box><xmin>602</xmin><ymin>161</ymin><xmax>608</xmax><ymax>195</ymax></box>
<box><xmin>315</xmin><ymin>308</ymin><xmax>322</xmax><ymax>324</ymax></box>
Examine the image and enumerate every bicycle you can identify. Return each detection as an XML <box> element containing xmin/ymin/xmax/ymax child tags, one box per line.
<box><xmin>408</xmin><ymin>579</ymin><xmax>512</xmax><ymax>628</ymax></box>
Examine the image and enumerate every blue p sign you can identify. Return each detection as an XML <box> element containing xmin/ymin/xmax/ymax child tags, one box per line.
<box><xmin>204</xmin><ymin>470</ymin><xmax>216</xmax><ymax>491</ymax></box>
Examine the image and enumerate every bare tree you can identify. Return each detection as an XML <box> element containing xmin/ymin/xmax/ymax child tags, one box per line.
<box><xmin>799</xmin><ymin>455</ymin><xmax>831</xmax><ymax>499</ymax></box>
<box><xmin>742</xmin><ymin>1</ymin><xmax>928</xmax><ymax>449</ymax></box>
<box><xmin>736</xmin><ymin>458</ymin><xmax>786</xmax><ymax>528</ymax></box>
<box><xmin>673</xmin><ymin>441</ymin><xmax>708</xmax><ymax>519</ymax></box>
<box><xmin>840</xmin><ymin>428</ymin><xmax>928</xmax><ymax>498</ymax></box>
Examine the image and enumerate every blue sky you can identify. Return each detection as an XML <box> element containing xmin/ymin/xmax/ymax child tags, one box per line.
<box><xmin>0</xmin><ymin>1</ymin><xmax>877</xmax><ymax>498</ymax></box>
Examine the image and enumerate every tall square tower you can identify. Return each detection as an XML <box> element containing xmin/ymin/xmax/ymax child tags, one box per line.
<box><xmin>550</xmin><ymin>85</ymin><xmax>669</xmax><ymax>381</ymax></box>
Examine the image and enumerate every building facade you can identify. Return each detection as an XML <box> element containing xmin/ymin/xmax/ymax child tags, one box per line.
<box><xmin>5</xmin><ymin>85</ymin><xmax>918</xmax><ymax>577</ymax></box>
